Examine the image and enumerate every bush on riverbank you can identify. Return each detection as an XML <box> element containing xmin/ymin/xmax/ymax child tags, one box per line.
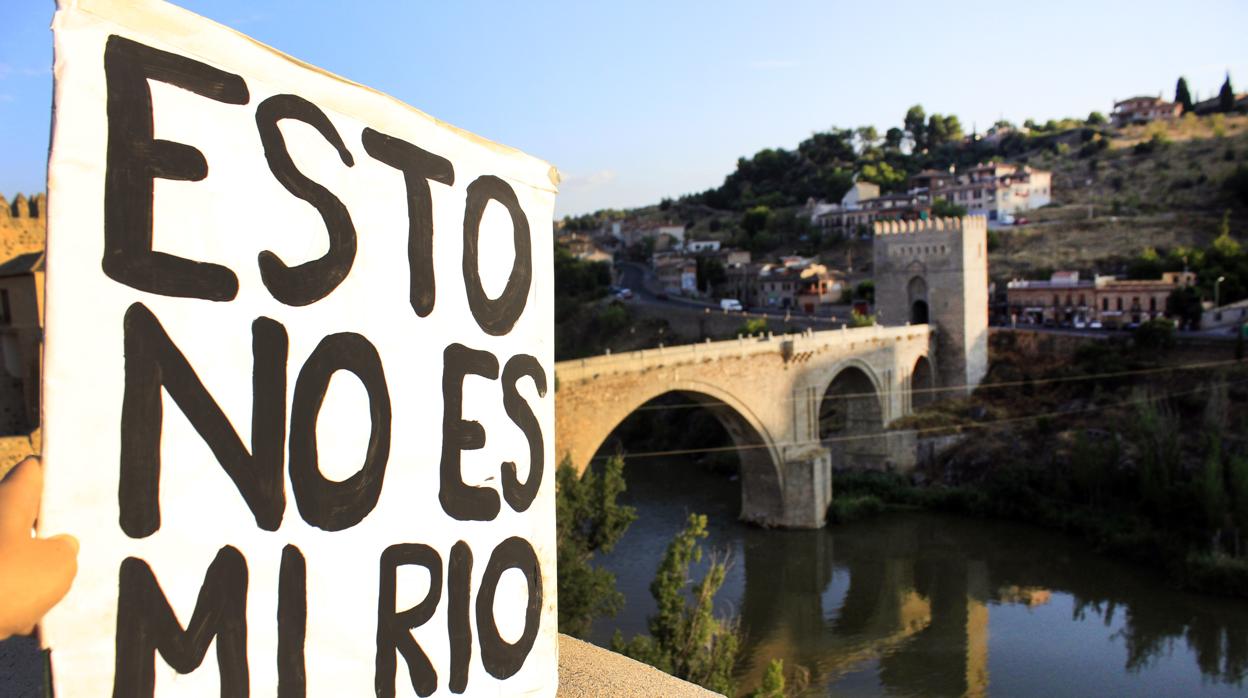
<box><xmin>556</xmin><ymin>455</ymin><xmax>637</xmax><ymax>638</ymax></box>
<box><xmin>612</xmin><ymin>513</ymin><xmax>741</xmax><ymax>696</ymax></box>
<box><xmin>826</xmin><ymin>494</ymin><xmax>885</xmax><ymax>524</ymax></box>
<box><xmin>829</xmin><ymin>469</ymin><xmax>1248</xmax><ymax>596</ymax></box>
<box><xmin>830</xmin><ymin>334</ymin><xmax>1248</xmax><ymax>598</ymax></box>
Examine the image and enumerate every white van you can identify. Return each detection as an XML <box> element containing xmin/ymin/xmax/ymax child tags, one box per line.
<box><xmin>720</xmin><ymin>299</ymin><xmax>743</xmax><ymax>312</ymax></box>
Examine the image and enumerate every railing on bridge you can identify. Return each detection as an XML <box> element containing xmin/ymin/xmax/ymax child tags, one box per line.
<box><xmin>555</xmin><ymin>324</ymin><xmax>936</xmax><ymax>383</ymax></box>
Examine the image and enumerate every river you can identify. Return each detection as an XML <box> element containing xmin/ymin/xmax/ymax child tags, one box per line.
<box><xmin>588</xmin><ymin>456</ymin><xmax>1248</xmax><ymax>697</ymax></box>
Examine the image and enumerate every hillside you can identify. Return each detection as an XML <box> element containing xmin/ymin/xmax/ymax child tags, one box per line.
<box><xmin>565</xmin><ymin>112</ymin><xmax>1248</xmax><ymax>288</ymax></box>
<box><xmin>990</xmin><ymin>114</ymin><xmax>1248</xmax><ymax>280</ymax></box>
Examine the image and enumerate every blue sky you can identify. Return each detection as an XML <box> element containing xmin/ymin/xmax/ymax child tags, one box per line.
<box><xmin>1</xmin><ymin>1</ymin><xmax>1246</xmax><ymax>217</ymax></box>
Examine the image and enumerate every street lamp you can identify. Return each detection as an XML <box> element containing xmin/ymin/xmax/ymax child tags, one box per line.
<box><xmin>1216</xmin><ymin>276</ymin><xmax>1227</xmax><ymax>309</ymax></box>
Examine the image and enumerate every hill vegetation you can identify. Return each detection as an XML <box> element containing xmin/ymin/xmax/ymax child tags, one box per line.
<box><xmin>563</xmin><ymin>103</ymin><xmax>1248</xmax><ymax>293</ymax></box>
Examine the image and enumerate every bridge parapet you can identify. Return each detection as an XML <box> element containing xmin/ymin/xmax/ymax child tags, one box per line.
<box><xmin>555</xmin><ymin>324</ymin><xmax>936</xmax><ymax>384</ymax></box>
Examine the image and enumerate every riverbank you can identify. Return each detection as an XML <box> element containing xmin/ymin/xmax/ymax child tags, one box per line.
<box><xmin>834</xmin><ymin>329</ymin><xmax>1248</xmax><ymax>599</ymax></box>
<box><xmin>831</xmin><ymin>469</ymin><xmax>1248</xmax><ymax>598</ymax></box>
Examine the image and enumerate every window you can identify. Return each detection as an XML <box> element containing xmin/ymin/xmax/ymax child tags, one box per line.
<box><xmin>1053</xmin><ymin>294</ymin><xmax>1060</xmax><ymax>307</ymax></box>
<box><xmin>1117</xmin><ymin>298</ymin><xmax>1123</xmax><ymax>311</ymax></box>
<box><xmin>0</xmin><ymin>290</ymin><xmax>10</xmax><ymax>326</ymax></box>
<box><xmin>1079</xmin><ymin>294</ymin><xmax>1086</xmax><ymax>306</ymax></box>
<box><xmin>1102</xmin><ymin>298</ymin><xmax>1108</xmax><ymax>311</ymax></box>
<box><xmin>1149</xmin><ymin>297</ymin><xmax>1156</xmax><ymax>312</ymax></box>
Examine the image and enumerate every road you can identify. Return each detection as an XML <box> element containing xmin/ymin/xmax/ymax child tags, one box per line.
<box><xmin>614</xmin><ymin>262</ymin><xmax>849</xmax><ymax>327</ymax></box>
<box><xmin>993</xmin><ymin>323</ymin><xmax>1241</xmax><ymax>342</ymax></box>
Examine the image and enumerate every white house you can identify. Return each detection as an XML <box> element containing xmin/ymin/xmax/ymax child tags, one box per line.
<box><xmin>686</xmin><ymin>239</ymin><xmax>722</xmax><ymax>254</ymax></box>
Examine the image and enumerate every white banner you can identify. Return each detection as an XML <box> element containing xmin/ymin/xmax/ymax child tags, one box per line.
<box><xmin>41</xmin><ymin>0</ymin><xmax>558</xmax><ymax>695</ymax></box>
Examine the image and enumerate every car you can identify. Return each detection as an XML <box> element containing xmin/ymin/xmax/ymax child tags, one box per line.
<box><xmin>1014</xmin><ymin>216</ymin><xmax>1030</xmax><ymax>225</ymax></box>
<box><xmin>616</xmin><ymin>288</ymin><xmax>633</xmax><ymax>300</ymax></box>
<box><xmin>720</xmin><ymin>299</ymin><xmax>743</xmax><ymax>312</ymax></box>
<box><xmin>655</xmin><ymin>292</ymin><xmax>669</xmax><ymax>301</ymax></box>
<box><xmin>1089</xmin><ymin>321</ymin><xmax>1103</xmax><ymax>329</ymax></box>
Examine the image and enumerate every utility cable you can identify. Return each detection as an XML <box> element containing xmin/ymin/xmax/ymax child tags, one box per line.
<box><xmin>588</xmin><ymin>377</ymin><xmax>1248</xmax><ymax>464</ymax></box>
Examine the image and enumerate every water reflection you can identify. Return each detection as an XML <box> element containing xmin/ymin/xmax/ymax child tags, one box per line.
<box><xmin>592</xmin><ymin>458</ymin><xmax>1248</xmax><ymax>696</ymax></box>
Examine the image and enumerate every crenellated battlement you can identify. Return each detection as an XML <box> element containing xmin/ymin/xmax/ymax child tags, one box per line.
<box><xmin>0</xmin><ymin>193</ymin><xmax>47</xmax><ymax>221</ymax></box>
<box><xmin>873</xmin><ymin>215</ymin><xmax>986</xmax><ymax>236</ymax></box>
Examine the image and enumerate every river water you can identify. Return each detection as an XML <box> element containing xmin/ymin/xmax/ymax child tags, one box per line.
<box><xmin>588</xmin><ymin>457</ymin><xmax>1248</xmax><ymax>697</ymax></box>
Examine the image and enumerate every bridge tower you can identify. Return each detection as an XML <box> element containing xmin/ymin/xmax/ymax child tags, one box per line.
<box><xmin>872</xmin><ymin>216</ymin><xmax>988</xmax><ymax>394</ymax></box>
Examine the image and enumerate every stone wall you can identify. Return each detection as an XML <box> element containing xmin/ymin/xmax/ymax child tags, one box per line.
<box><xmin>0</xmin><ymin>194</ymin><xmax>45</xmax><ymax>441</ymax></box>
<box><xmin>0</xmin><ymin>193</ymin><xmax>47</xmax><ymax>261</ymax></box>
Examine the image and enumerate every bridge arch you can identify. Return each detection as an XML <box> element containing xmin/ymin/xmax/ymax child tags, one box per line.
<box><xmin>578</xmin><ymin>379</ymin><xmax>786</xmax><ymax>526</ymax></box>
<box><xmin>911</xmin><ymin>355</ymin><xmax>935</xmax><ymax>410</ymax></box>
<box><xmin>818</xmin><ymin>360</ymin><xmax>886</xmax><ymax>469</ymax></box>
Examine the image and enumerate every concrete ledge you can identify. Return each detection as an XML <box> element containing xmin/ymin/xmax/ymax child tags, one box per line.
<box><xmin>557</xmin><ymin>634</ymin><xmax>722</xmax><ymax>697</ymax></box>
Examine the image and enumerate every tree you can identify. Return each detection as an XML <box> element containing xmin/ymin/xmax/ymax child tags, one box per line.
<box><xmin>556</xmin><ymin>455</ymin><xmax>637</xmax><ymax>638</ymax></box>
<box><xmin>941</xmin><ymin>114</ymin><xmax>964</xmax><ymax>142</ymax></box>
<box><xmin>1086</xmin><ymin>111</ymin><xmax>1108</xmax><ymax>126</ymax></box>
<box><xmin>1175</xmin><ymin>77</ymin><xmax>1194</xmax><ymax>113</ymax></box>
<box><xmin>855</xmin><ymin>280</ymin><xmax>875</xmax><ymax>303</ymax></box>
<box><xmin>743</xmin><ymin>205</ymin><xmax>772</xmax><ymax>235</ymax></box>
<box><xmin>1163</xmin><ymin>284</ymin><xmax>1203</xmax><ymax>329</ymax></box>
<box><xmin>849</xmin><ymin>310</ymin><xmax>876</xmax><ymax>327</ymax></box>
<box><xmin>749</xmin><ymin>659</ymin><xmax>787</xmax><ymax>698</ymax></box>
<box><xmin>613</xmin><ymin>514</ymin><xmax>740</xmax><ymax>695</ymax></box>
<box><xmin>1133</xmin><ymin>318</ymin><xmax>1176</xmax><ymax>351</ymax></box>
<box><xmin>927</xmin><ymin>114</ymin><xmax>950</xmax><ymax>148</ymax></box>
<box><xmin>1212</xmin><ymin>209</ymin><xmax>1242</xmax><ymax>258</ymax></box>
<box><xmin>697</xmin><ymin>257</ymin><xmax>727</xmax><ymax>293</ymax></box>
<box><xmin>854</xmin><ymin>125</ymin><xmax>879</xmax><ymax>154</ymax></box>
<box><xmin>932</xmin><ymin>198</ymin><xmax>967</xmax><ymax>218</ymax></box>
<box><xmin>737</xmin><ymin>317</ymin><xmax>767</xmax><ymax>336</ymax></box>
<box><xmin>1226</xmin><ymin>164</ymin><xmax>1248</xmax><ymax>206</ymax></box>
<box><xmin>904</xmin><ymin>105</ymin><xmax>927</xmax><ymax>152</ymax></box>
<box><xmin>1230</xmin><ymin>455</ymin><xmax>1248</xmax><ymax>551</ymax></box>
<box><xmin>1197</xmin><ymin>442</ymin><xmax>1227</xmax><ymax>536</ymax></box>
<box><xmin>858</xmin><ymin>161</ymin><xmax>906</xmax><ymax>191</ymax></box>
<box><xmin>1220</xmin><ymin>73</ymin><xmax>1236</xmax><ymax>113</ymax></box>
<box><xmin>884</xmin><ymin>127</ymin><xmax>905</xmax><ymax>151</ymax></box>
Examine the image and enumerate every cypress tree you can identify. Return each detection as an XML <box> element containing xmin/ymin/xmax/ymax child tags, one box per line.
<box><xmin>1175</xmin><ymin>77</ymin><xmax>1193</xmax><ymax>113</ymax></box>
<box><xmin>1219</xmin><ymin>73</ymin><xmax>1235</xmax><ymax>113</ymax></box>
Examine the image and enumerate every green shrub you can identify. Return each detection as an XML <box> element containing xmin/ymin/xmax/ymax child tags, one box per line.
<box><xmin>738</xmin><ymin>317</ymin><xmax>767</xmax><ymax>336</ymax></box>
<box><xmin>827</xmin><ymin>495</ymin><xmax>885</xmax><ymax>524</ymax></box>
<box><xmin>1183</xmin><ymin>553</ymin><xmax>1248</xmax><ymax>596</ymax></box>
<box><xmin>613</xmin><ymin>514</ymin><xmax>740</xmax><ymax>695</ymax></box>
<box><xmin>1133</xmin><ymin>319</ymin><xmax>1176</xmax><ymax>351</ymax></box>
<box><xmin>849</xmin><ymin>310</ymin><xmax>875</xmax><ymax>327</ymax></box>
<box><xmin>556</xmin><ymin>456</ymin><xmax>637</xmax><ymax>638</ymax></box>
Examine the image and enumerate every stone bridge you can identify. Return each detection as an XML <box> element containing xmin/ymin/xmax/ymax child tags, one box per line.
<box><xmin>553</xmin><ymin>216</ymin><xmax>989</xmax><ymax>529</ymax></box>
<box><xmin>554</xmin><ymin>325</ymin><xmax>937</xmax><ymax>528</ymax></box>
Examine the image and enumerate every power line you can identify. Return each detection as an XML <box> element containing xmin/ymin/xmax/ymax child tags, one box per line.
<box><xmin>589</xmin><ymin>377</ymin><xmax>1248</xmax><ymax>464</ymax></box>
<box><xmin>619</xmin><ymin>357</ymin><xmax>1245</xmax><ymax>414</ymax></box>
